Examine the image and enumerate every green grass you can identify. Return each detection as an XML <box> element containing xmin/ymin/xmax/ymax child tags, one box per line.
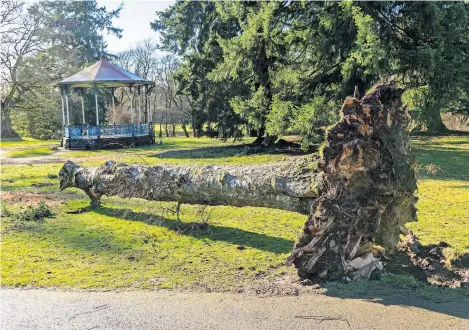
<box><xmin>1</xmin><ymin>194</ymin><xmax>303</xmax><ymax>290</ymax></box>
<box><xmin>0</xmin><ymin>163</ymin><xmax>62</xmax><ymax>192</ymax></box>
<box><xmin>408</xmin><ymin>136</ymin><xmax>469</xmax><ymax>255</ymax></box>
<box><xmin>0</xmin><ymin>137</ymin><xmax>300</xmax><ymax>290</ymax></box>
<box><xmin>0</xmin><ymin>137</ymin><xmax>59</xmax><ymax>149</ymax></box>
<box><xmin>57</xmin><ymin>137</ymin><xmax>288</xmax><ymax>166</ymax></box>
<box><xmin>4</xmin><ymin>146</ymin><xmax>57</xmax><ymax>158</ymax></box>
<box><xmin>1</xmin><ymin>135</ymin><xmax>468</xmax><ymax>291</ymax></box>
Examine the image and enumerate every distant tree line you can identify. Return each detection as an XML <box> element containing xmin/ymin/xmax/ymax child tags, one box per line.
<box><xmin>112</xmin><ymin>41</ymin><xmax>193</xmax><ymax>138</ymax></box>
<box><xmin>1</xmin><ymin>1</ymin><xmax>468</xmax><ymax>143</ymax></box>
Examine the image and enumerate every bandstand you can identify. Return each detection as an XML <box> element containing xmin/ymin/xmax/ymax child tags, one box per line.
<box><xmin>57</xmin><ymin>56</ymin><xmax>155</xmax><ymax>149</ymax></box>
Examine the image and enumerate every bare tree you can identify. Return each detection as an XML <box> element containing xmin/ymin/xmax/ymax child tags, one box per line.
<box><xmin>1</xmin><ymin>1</ymin><xmax>47</xmax><ymax>137</ymax></box>
<box><xmin>0</xmin><ymin>0</ymin><xmax>22</xmax><ymax>27</ymax></box>
<box><xmin>111</xmin><ymin>50</ymin><xmax>134</xmax><ymax>123</ymax></box>
<box><xmin>112</xmin><ymin>40</ymin><xmax>194</xmax><ymax>134</ymax></box>
<box><xmin>152</xmin><ymin>55</ymin><xmax>192</xmax><ymax>137</ymax></box>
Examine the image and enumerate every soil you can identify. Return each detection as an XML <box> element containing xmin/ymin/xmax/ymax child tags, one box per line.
<box><xmin>242</xmin><ymin>237</ymin><xmax>469</xmax><ymax>295</ymax></box>
<box><xmin>0</xmin><ymin>191</ymin><xmax>78</xmax><ymax>208</ymax></box>
<box><xmin>384</xmin><ymin>237</ymin><xmax>469</xmax><ymax>288</ymax></box>
<box><xmin>241</xmin><ymin>271</ymin><xmax>326</xmax><ymax>297</ymax></box>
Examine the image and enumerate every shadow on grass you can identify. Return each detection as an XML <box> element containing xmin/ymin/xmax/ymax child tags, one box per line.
<box><xmin>154</xmin><ymin>144</ymin><xmax>254</xmax><ymax>160</ymax></box>
<box><xmin>154</xmin><ymin>144</ymin><xmax>303</xmax><ymax>160</ymax></box>
<box><xmin>325</xmin><ymin>279</ymin><xmax>469</xmax><ymax>320</ymax></box>
<box><xmin>451</xmin><ymin>185</ymin><xmax>469</xmax><ymax>190</ymax></box>
<box><xmin>94</xmin><ymin>206</ymin><xmax>294</xmax><ymax>254</ymax></box>
<box><xmin>411</xmin><ymin>130</ymin><xmax>469</xmax><ymax>137</ymax></box>
<box><xmin>412</xmin><ymin>146</ymin><xmax>469</xmax><ymax>181</ymax></box>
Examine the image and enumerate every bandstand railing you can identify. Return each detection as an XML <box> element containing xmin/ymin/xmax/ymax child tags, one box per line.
<box><xmin>64</xmin><ymin>123</ymin><xmax>152</xmax><ymax>140</ymax></box>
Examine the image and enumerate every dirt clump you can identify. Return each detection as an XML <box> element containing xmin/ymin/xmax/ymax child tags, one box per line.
<box><xmin>384</xmin><ymin>231</ymin><xmax>469</xmax><ymax>288</ymax></box>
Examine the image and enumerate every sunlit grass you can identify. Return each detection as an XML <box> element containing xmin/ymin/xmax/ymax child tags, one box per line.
<box><xmin>1</xmin><ymin>135</ymin><xmax>468</xmax><ymax>290</ymax></box>
<box><xmin>0</xmin><ymin>137</ymin><xmax>60</xmax><ymax>149</ymax></box>
<box><xmin>1</xmin><ymin>197</ymin><xmax>303</xmax><ymax>290</ymax></box>
<box><xmin>59</xmin><ymin>137</ymin><xmax>287</xmax><ymax>166</ymax></box>
<box><xmin>407</xmin><ymin>136</ymin><xmax>469</xmax><ymax>256</ymax></box>
<box><xmin>0</xmin><ymin>136</ymin><xmax>301</xmax><ymax>290</ymax></box>
<box><xmin>0</xmin><ymin>163</ymin><xmax>61</xmax><ymax>192</ymax></box>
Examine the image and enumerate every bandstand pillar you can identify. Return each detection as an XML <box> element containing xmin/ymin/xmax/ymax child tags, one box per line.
<box><xmin>80</xmin><ymin>88</ymin><xmax>85</xmax><ymax>124</ymax></box>
<box><xmin>64</xmin><ymin>87</ymin><xmax>70</xmax><ymax>126</ymax></box>
<box><xmin>60</xmin><ymin>87</ymin><xmax>65</xmax><ymax>126</ymax></box>
<box><xmin>112</xmin><ymin>87</ymin><xmax>116</xmax><ymax>124</ymax></box>
<box><xmin>94</xmin><ymin>85</ymin><xmax>99</xmax><ymax>126</ymax></box>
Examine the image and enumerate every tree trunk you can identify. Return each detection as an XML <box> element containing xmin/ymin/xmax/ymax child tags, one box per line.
<box><xmin>59</xmin><ymin>156</ymin><xmax>319</xmax><ymax>214</ymax></box>
<box><xmin>181</xmin><ymin>123</ymin><xmax>190</xmax><ymax>137</ymax></box>
<box><xmin>422</xmin><ymin>106</ymin><xmax>448</xmax><ymax>132</ymax></box>
<box><xmin>251</xmin><ymin>126</ymin><xmax>266</xmax><ymax>146</ymax></box>
<box><xmin>59</xmin><ymin>84</ymin><xmax>417</xmax><ymax>281</ymax></box>
<box><xmin>164</xmin><ymin>111</ymin><xmax>169</xmax><ymax>137</ymax></box>
<box><xmin>159</xmin><ymin>113</ymin><xmax>163</xmax><ymax>138</ymax></box>
<box><xmin>1</xmin><ymin>107</ymin><xmax>19</xmax><ymax>138</ymax></box>
<box><xmin>170</xmin><ymin>113</ymin><xmax>176</xmax><ymax>137</ymax></box>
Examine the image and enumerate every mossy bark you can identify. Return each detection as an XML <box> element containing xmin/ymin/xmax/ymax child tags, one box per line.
<box><xmin>422</xmin><ymin>106</ymin><xmax>449</xmax><ymax>133</ymax></box>
<box><xmin>59</xmin><ymin>156</ymin><xmax>320</xmax><ymax>214</ymax></box>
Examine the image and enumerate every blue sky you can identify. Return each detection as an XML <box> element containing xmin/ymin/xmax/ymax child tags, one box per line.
<box><xmin>97</xmin><ymin>0</ymin><xmax>174</xmax><ymax>54</ymax></box>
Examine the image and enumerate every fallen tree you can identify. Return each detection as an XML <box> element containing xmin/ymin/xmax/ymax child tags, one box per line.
<box><xmin>59</xmin><ymin>156</ymin><xmax>320</xmax><ymax>213</ymax></box>
<box><xmin>59</xmin><ymin>83</ymin><xmax>417</xmax><ymax>280</ymax></box>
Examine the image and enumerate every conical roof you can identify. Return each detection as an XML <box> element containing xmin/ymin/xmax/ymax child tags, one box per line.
<box><xmin>57</xmin><ymin>57</ymin><xmax>153</xmax><ymax>88</ymax></box>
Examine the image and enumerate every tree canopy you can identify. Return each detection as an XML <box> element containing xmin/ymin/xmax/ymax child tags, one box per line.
<box><xmin>152</xmin><ymin>0</ymin><xmax>469</xmax><ymax>144</ymax></box>
<box><xmin>2</xmin><ymin>1</ymin><xmax>468</xmax><ymax>140</ymax></box>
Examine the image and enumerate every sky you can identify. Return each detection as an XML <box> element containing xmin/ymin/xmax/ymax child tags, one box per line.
<box><xmin>97</xmin><ymin>0</ymin><xmax>174</xmax><ymax>54</ymax></box>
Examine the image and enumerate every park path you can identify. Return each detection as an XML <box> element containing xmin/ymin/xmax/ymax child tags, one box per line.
<box><xmin>0</xmin><ymin>146</ymin><xmax>68</xmax><ymax>165</ymax></box>
<box><xmin>1</xmin><ymin>288</ymin><xmax>468</xmax><ymax>330</ymax></box>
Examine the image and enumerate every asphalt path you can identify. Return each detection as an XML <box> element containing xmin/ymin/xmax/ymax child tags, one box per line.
<box><xmin>2</xmin><ymin>289</ymin><xmax>468</xmax><ymax>329</ymax></box>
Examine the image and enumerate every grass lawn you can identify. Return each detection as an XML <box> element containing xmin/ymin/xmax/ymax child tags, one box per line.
<box><xmin>1</xmin><ymin>135</ymin><xmax>468</xmax><ymax>295</ymax></box>
<box><xmin>0</xmin><ymin>137</ymin><xmax>60</xmax><ymax>149</ymax></box>
<box><xmin>408</xmin><ymin>136</ymin><xmax>469</xmax><ymax>253</ymax></box>
<box><xmin>4</xmin><ymin>146</ymin><xmax>58</xmax><ymax>158</ymax></box>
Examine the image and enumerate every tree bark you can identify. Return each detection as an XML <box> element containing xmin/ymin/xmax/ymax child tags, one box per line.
<box><xmin>0</xmin><ymin>107</ymin><xmax>19</xmax><ymax>138</ymax></box>
<box><xmin>422</xmin><ymin>106</ymin><xmax>448</xmax><ymax>132</ymax></box>
<box><xmin>164</xmin><ymin>111</ymin><xmax>169</xmax><ymax>137</ymax></box>
<box><xmin>181</xmin><ymin>123</ymin><xmax>190</xmax><ymax>137</ymax></box>
<box><xmin>159</xmin><ymin>113</ymin><xmax>163</xmax><ymax>138</ymax></box>
<box><xmin>59</xmin><ymin>156</ymin><xmax>320</xmax><ymax>213</ymax></box>
<box><xmin>59</xmin><ymin>84</ymin><xmax>417</xmax><ymax>281</ymax></box>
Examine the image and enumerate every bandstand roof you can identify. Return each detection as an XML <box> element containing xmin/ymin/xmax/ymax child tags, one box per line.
<box><xmin>57</xmin><ymin>56</ymin><xmax>153</xmax><ymax>88</ymax></box>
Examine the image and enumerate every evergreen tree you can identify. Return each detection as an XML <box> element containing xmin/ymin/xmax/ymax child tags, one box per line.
<box><xmin>154</xmin><ymin>0</ymin><xmax>469</xmax><ymax>141</ymax></box>
<box><xmin>152</xmin><ymin>1</ymin><xmax>246</xmax><ymax>137</ymax></box>
<box><xmin>358</xmin><ymin>1</ymin><xmax>469</xmax><ymax>131</ymax></box>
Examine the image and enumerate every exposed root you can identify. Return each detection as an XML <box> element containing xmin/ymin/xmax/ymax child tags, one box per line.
<box><xmin>289</xmin><ymin>83</ymin><xmax>418</xmax><ymax>280</ymax></box>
